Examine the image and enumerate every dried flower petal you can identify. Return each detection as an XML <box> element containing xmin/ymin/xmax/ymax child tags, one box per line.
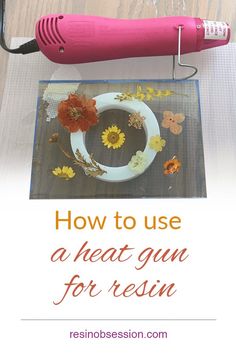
<box><xmin>48</xmin><ymin>133</ymin><xmax>59</xmax><ymax>143</ymax></box>
<box><xmin>74</xmin><ymin>149</ymin><xmax>107</xmax><ymax>177</ymax></box>
<box><xmin>128</xmin><ymin>112</ymin><xmax>145</xmax><ymax>129</ymax></box>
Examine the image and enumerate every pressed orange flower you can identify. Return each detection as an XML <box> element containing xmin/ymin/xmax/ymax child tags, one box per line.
<box><xmin>58</xmin><ymin>94</ymin><xmax>99</xmax><ymax>133</ymax></box>
<box><xmin>163</xmin><ymin>157</ymin><xmax>181</xmax><ymax>175</ymax></box>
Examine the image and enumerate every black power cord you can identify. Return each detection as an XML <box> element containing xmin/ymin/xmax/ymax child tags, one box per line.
<box><xmin>0</xmin><ymin>0</ymin><xmax>39</xmax><ymax>54</ymax></box>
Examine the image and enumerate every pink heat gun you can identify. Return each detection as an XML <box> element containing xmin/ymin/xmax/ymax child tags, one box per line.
<box><xmin>0</xmin><ymin>0</ymin><xmax>230</xmax><ymax>70</ymax></box>
<box><xmin>34</xmin><ymin>15</ymin><xmax>230</xmax><ymax>65</ymax></box>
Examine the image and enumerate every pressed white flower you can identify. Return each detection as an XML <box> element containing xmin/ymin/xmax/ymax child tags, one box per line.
<box><xmin>128</xmin><ymin>151</ymin><xmax>148</xmax><ymax>174</ymax></box>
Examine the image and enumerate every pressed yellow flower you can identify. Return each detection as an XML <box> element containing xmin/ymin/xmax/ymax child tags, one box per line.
<box><xmin>145</xmin><ymin>87</ymin><xmax>155</xmax><ymax>101</ymax></box>
<box><xmin>147</xmin><ymin>87</ymin><xmax>155</xmax><ymax>94</ymax></box>
<box><xmin>155</xmin><ymin>89</ymin><xmax>175</xmax><ymax>98</ymax></box>
<box><xmin>101</xmin><ymin>125</ymin><xmax>125</xmax><ymax>149</ymax></box>
<box><xmin>145</xmin><ymin>93</ymin><xmax>153</xmax><ymax>101</ymax></box>
<box><xmin>115</xmin><ymin>87</ymin><xmax>176</xmax><ymax>102</ymax></box>
<box><xmin>114</xmin><ymin>92</ymin><xmax>133</xmax><ymax>101</ymax></box>
<box><xmin>149</xmin><ymin>135</ymin><xmax>166</xmax><ymax>152</ymax></box>
<box><xmin>52</xmin><ymin>166</ymin><xmax>76</xmax><ymax>180</ymax></box>
<box><xmin>135</xmin><ymin>85</ymin><xmax>145</xmax><ymax>101</ymax></box>
<box><xmin>162</xmin><ymin>90</ymin><xmax>174</xmax><ymax>96</ymax></box>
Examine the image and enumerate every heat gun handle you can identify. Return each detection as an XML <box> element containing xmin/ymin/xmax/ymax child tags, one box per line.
<box><xmin>35</xmin><ymin>15</ymin><xmax>230</xmax><ymax>64</ymax></box>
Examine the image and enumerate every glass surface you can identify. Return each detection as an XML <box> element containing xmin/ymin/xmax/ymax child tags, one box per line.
<box><xmin>30</xmin><ymin>80</ymin><xmax>206</xmax><ymax>198</ymax></box>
